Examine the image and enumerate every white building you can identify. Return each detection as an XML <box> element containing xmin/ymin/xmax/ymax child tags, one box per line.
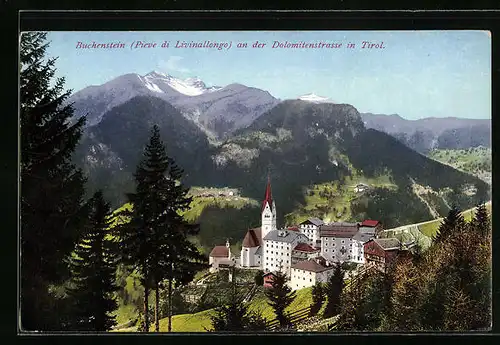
<box><xmin>240</xmin><ymin>227</ymin><xmax>263</xmax><ymax>268</ymax></box>
<box><xmin>240</xmin><ymin>175</ymin><xmax>276</xmax><ymax>268</ymax></box>
<box><xmin>319</xmin><ymin>222</ymin><xmax>360</xmax><ymax>263</ymax></box>
<box><xmin>290</xmin><ymin>257</ymin><xmax>334</xmax><ymax>290</ymax></box>
<box><xmin>262</xmin><ymin>229</ymin><xmax>309</xmax><ymax>277</ymax></box>
<box><xmin>358</xmin><ymin>219</ymin><xmax>383</xmax><ymax>238</ymax></box>
<box><xmin>319</xmin><ymin>222</ymin><xmax>377</xmax><ymax>264</ymax></box>
<box><xmin>209</xmin><ymin>240</ymin><xmax>235</xmax><ymax>273</ymax></box>
<box><xmin>298</xmin><ymin>218</ymin><xmax>324</xmax><ymax>248</ymax></box>
<box><xmin>354</xmin><ymin>183</ymin><xmax>369</xmax><ymax>193</ymax></box>
<box><xmin>351</xmin><ymin>231</ymin><xmax>373</xmax><ymax>264</ymax></box>
<box><xmin>261</xmin><ymin>176</ymin><xmax>277</xmax><ymax>241</ymax></box>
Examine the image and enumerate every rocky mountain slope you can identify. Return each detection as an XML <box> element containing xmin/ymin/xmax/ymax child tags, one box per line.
<box><xmin>69</xmin><ymin>75</ymin><xmax>490</xmax><ymax>230</ymax></box>
<box><xmin>74</xmin><ymin>95</ymin><xmax>215</xmax><ymax>205</ymax></box>
<box><xmin>68</xmin><ymin>71</ymin><xmax>279</xmax><ymax>139</ymax></box>
<box><xmin>207</xmin><ymin>100</ymin><xmax>489</xmax><ymax>228</ymax></box>
<box><xmin>361</xmin><ymin>113</ymin><xmax>490</xmax><ymax>153</ymax></box>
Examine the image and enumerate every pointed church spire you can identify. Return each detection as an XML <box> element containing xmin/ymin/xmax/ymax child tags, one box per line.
<box><xmin>262</xmin><ymin>172</ymin><xmax>273</xmax><ymax>212</ymax></box>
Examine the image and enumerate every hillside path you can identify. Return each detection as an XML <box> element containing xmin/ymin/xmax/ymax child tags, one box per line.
<box><xmin>409</xmin><ymin>177</ymin><xmax>440</xmax><ymax>219</ymax></box>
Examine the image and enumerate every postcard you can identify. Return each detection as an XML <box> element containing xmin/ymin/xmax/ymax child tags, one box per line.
<box><xmin>19</xmin><ymin>30</ymin><xmax>492</xmax><ymax>333</ymax></box>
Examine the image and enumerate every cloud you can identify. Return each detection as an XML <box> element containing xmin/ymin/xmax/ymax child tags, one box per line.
<box><xmin>159</xmin><ymin>56</ymin><xmax>191</xmax><ymax>73</ymax></box>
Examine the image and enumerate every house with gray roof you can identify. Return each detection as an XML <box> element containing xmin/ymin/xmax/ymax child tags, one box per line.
<box><xmin>299</xmin><ymin>217</ymin><xmax>325</xmax><ymax>248</ymax></box>
<box><xmin>363</xmin><ymin>238</ymin><xmax>405</xmax><ymax>272</ymax></box>
<box><xmin>262</xmin><ymin>229</ymin><xmax>310</xmax><ymax>277</ymax></box>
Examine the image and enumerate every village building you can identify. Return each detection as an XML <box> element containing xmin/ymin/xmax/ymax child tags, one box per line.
<box><xmin>319</xmin><ymin>222</ymin><xmax>360</xmax><ymax>263</ymax></box>
<box><xmin>209</xmin><ymin>176</ymin><xmax>387</xmax><ymax>288</ymax></box>
<box><xmin>290</xmin><ymin>258</ymin><xmax>334</xmax><ymax>290</ymax></box>
<box><xmin>262</xmin><ymin>229</ymin><xmax>309</xmax><ymax>277</ymax></box>
<box><xmin>351</xmin><ymin>231</ymin><xmax>371</xmax><ymax>264</ymax></box>
<box><xmin>209</xmin><ymin>240</ymin><xmax>235</xmax><ymax>273</ymax></box>
<box><xmin>359</xmin><ymin>219</ymin><xmax>384</xmax><ymax>237</ymax></box>
<box><xmin>363</xmin><ymin>238</ymin><xmax>403</xmax><ymax>272</ymax></box>
<box><xmin>298</xmin><ymin>217</ymin><xmax>324</xmax><ymax>248</ymax></box>
<box><xmin>354</xmin><ymin>183</ymin><xmax>370</xmax><ymax>193</ymax></box>
<box><xmin>240</xmin><ymin>227</ymin><xmax>263</xmax><ymax>268</ymax></box>
<box><xmin>240</xmin><ymin>176</ymin><xmax>277</xmax><ymax>268</ymax></box>
<box><xmin>291</xmin><ymin>242</ymin><xmax>320</xmax><ymax>264</ymax></box>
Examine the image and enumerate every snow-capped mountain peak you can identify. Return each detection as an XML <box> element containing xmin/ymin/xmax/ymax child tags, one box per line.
<box><xmin>145</xmin><ymin>70</ymin><xmax>171</xmax><ymax>79</ymax></box>
<box><xmin>298</xmin><ymin>93</ymin><xmax>333</xmax><ymax>103</ymax></box>
<box><xmin>143</xmin><ymin>71</ymin><xmax>221</xmax><ymax>96</ymax></box>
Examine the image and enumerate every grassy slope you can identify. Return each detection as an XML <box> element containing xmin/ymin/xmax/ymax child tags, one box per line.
<box><xmin>183</xmin><ymin>187</ymin><xmax>259</xmax><ymax>223</ymax></box>
<box><xmin>427</xmin><ymin>148</ymin><xmax>491</xmax><ymax>184</ymax></box>
<box><xmin>115</xmin><ymin>286</ymin><xmax>313</xmax><ymax>332</ymax></box>
<box><xmin>110</xmin><ymin>187</ymin><xmax>259</xmax><ymax>328</ymax></box>
<box><xmin>285</xmin><ymin>170</ymin><xmax>397</xmax><ymax>225</ymax></box>
<box><xmin>417</xmin><ymin>202</ymin><xmax>492</xmax><ymax>237</ymax></box>
<box><xmin>247</xmin><ymin>286</ymin><xmax>313</xmax><ymax>321</ymax></box>
<box><xmin>112</xmin><ymin>187</ymin><xmax>258</xmax><ymax>224</ymax></box>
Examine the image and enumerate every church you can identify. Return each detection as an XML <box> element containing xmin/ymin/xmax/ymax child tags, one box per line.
<box><xmin>209</xmin><ymin>177</ymin><xmax>382</xmax><ymax>290</ymax></box>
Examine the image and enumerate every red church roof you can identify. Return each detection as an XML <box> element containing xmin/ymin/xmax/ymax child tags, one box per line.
<box><xmin>262</xmin><ymin>175</ymin><xmax>273</xmax><ymax>212</ymax></box>
<box><xmin>287</xmin><ymin>226</ymin><xmax>299</xmax><ymax>232</ymax></box>
<box><xmin>361</xmin><ymin>220</ymin><xmax>380</xmax><ymax>227</ymax></box>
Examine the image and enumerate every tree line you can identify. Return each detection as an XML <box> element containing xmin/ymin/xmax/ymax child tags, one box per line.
<box><xmin>334</xmin><ymin>204</ymin><xmax>491</xmax><ymax>331</ymax></box>
<box><xmin>20</xmin><ymin>32</ymin><xmax>206</xmax><ymax>332</ymax></box>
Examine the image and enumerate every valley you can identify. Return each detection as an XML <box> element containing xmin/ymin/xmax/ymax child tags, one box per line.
<box><xmin>71</xmin><ymin>71</ymin><xmax>491</xmax><ymax>303</ymax></box>
<box><xmin>72</xmin><ymin>80</ymin><xmax>490</xmax><ymax>242</ymax></box>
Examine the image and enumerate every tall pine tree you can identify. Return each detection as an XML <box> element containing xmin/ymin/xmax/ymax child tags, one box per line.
<box><xmin>264</xmin><ymin>269</ymin><xmax>296</xmax><ymax>328</ymax></box>
<box><xmin>67</xmin><ymin>191</ymin><xmax>119</xmax><ymax>331</ymax></box>
<box><xmin>471</xmin><ymin>203</ymin><xmax>490</xmax><ymax>237</ymax></box>
<box><xmin>433</xmin><ymin>206</ymin><xmax>465</xmax><ymax>244</ymax></box>
<box><xmin>20</xmin><ymin>32</ymin><xmax>87</xmax><ymax>330</ymax></box>
<box><xmin>309</xmin><ymin>282</ymin><xmax>324</xmax><ymax>316</ymax></box>
<box><xmin>210</xmin><ymin>267</ymin><xmax>266</xmax><ymax>332</ymax></box>
<box><xmin>115</xmin><ymin>125</ymin><xmax>205</xmax><ymax>332</ymax></box>
<box><xmin>323</xmin><ymin>263</ymin><xmax>344</xmax><ymax>318</ymax></box>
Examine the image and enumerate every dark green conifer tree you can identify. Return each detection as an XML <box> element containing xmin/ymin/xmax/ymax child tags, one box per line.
<box><xmin>254</xmin><ymin>270</ymin><xmax>264</xmax><ymax>286</ymax></box>
<box><xmin>67</xmin><ymin>191</ymin><xmax>119</xmax><ymax>331</ymax></box>
<box><xmin>264</xmin><ymin>269</ymin><xmax>296</xmax><ymax>328</ymax></box>
<box><xmin>309</xmin><ymin>282</ymin><xmax>324</xmax><ymax>316</ymax></box>
<box><xmin>470</xmin><ymin>203</ymin><xmax>490</xmax><ymax>237</ymax></box>
<box><xmin>323</xmin><ymin>263</ymin><xmax>344</xmax><ymax>318</ymax></box>
<box><xmin>20</xmin><ymin>32</ymin><xmax>87</xmax><ymax>330</ymax></box>
<box><xmin>210</xmin><ymin>267</ymin><xmax>267</xmax><ymax>332</ymax></box>
<box><xmin>115</xmin><ymin>125</ymin><xmax>205</xmax><ymax>332</ymax></box>
<box><xmin>433</xmin><ymin>206</ymin><xmax>465</xmax><ymax>244</ymax></box>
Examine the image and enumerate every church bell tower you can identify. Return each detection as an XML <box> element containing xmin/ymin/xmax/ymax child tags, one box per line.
<box><xmin>261</xmin><ymin>174</ymin><xmax>277</xmax><ymax>241</ymax></box>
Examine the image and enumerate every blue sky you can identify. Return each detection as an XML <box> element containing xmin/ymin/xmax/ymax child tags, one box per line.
<box><xmin>45</xmin><ymin>31</ymin><xmax>491</xmax><ymax>120</ymax></box>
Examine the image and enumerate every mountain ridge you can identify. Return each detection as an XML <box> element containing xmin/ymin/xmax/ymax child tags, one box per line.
<box><xmin>68</xmin><ymin>72</ymin><xmax>280</xmax><ymax>138</ymax></box>
<box><xmin>361</xmin><ymin>112</ymin><xmax>490</xmax><ymax>152</ymax></box>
